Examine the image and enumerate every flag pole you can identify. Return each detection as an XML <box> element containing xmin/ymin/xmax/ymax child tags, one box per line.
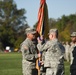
<box><xmin>36</xmin><ymin>0</ymin><xmax>49</xmax><ymax>75</ymax></box>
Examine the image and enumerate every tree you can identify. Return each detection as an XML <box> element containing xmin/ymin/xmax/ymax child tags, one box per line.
<box><xmin>0</xmin><ymin>0</ymin><xmax>27</xmax><ymax>30</ymax></box>
<box><xmin>0</xmin><ymin>0</ymin><xmax>29</xmax><ymax>50</ymax></box>
<box><xmin>49</xmin><ymin>18</ymin><xmax>56</xmax><ymax>28</ymax></box>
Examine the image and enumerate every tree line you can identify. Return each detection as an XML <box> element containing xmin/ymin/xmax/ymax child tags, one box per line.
<box><xmin>0</xmin><ymin>0</ymin><xmax>76</xmax><ymax>51</ymax></box>
<box><xmin>0</xmin><ymin>0</ymin><xmax>29</xmax><ymax>50</ymax></box>
<box><xmin>48</xmin><ymin>14</ymin><xmax>76</xmax><ymax>41</ymax></box>
<box><xmin>34</xmin><ymin>14</ymin><xmax>76</xmax><ymax>42</ymax></box>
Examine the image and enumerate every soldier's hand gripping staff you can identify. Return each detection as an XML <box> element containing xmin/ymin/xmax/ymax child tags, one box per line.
<box><xmin>37</xmin><ymin>29</ymin><xmax>65</xmax><ymax>75</ymax></box>
<box><xmin>21</xmin><ymin>27</ymin><xmax>41</xmax><ymax>75</ymax></box>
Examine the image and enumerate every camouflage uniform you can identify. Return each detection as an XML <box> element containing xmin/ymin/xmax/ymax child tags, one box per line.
<box><xmin>37</xmin><ymin>28</ymin><xmax>65</xmax><ymax>75</ymax></box>
<box><xmin>70</xmin><ymin>32</ymin><xmax>76</xmax><ymax>75</ymax></box>
<box><xmin>37</xmin><ymin>39</ymin><xmax>65</xmax><ymax>75</ymax></box>
<box><xmin>65</xmin><ymin>42</ymin><xmax>70</xmax><ymax>62</ymax></box>
<box><xmin>70</xmin><ymin>43</ymin><xmax>76</xmax><ymax>65</ymax></box>
<box><xmin>20</xmin><ymin>28</ymin><xmax>38</xmax><ymax>75</ymax></box>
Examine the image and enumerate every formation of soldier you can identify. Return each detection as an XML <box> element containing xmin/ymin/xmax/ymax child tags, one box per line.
<box><xmin>69</xmin><ymin>32</ymin><xmax>76</xmax><ymax>75</ymax></box>
<box><xmin>61</xmin><ymin>32</ymin><xmax>76</xmax><ymax>75</ymax></box>
<box><xmin>20</xmin><ymin>27</ymin><xmax>76</xmax><ymax>75</ymax></box>
<box><xmin>62</xmin><ymin>33</ymin><xmax>76</xmax><ymax>64</ymax></box>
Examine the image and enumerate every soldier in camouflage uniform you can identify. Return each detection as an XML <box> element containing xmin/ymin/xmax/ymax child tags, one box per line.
<box><xmin>65</xmin><ymin>41</ymin><xmax>70</xmax><ymax>62</ymax></box>
<box><xmin>37</xmin><ymin>29</ymin><xmax>65</xmax><ymax>75</ymax></box>
<box><xmin>20</xmin><ymin>28</ymin><xmax>40</xmax><ymax>75</ymax></box>
<box><xmin>70</xmin><ymin>32</ymin><xmax>76</xmax><ymax>75</ymax></box>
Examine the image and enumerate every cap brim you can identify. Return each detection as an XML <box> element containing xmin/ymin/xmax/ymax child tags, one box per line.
<box><xmin>24</xmin><ymin>31</ymin><xmax>36</xmax><ymax>35</ymax></box>
<box><xmin>31</xmin><ymin>31</ymin><xmax>36</xmax><ymax>34</ymax></box>
<box><xmin>70</xmin><ymin>35</ymin><xmax>76</xmax><ymax>37</ymax></box>
<box><xmin>70</xmin><ymin>34</ymin><xmax>76</xmax><ymax>37</ymax></box>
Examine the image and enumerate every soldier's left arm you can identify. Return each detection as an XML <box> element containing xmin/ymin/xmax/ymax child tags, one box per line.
<box><xmin>37</xmin><ymin>41</ymin><xmax>51</xmax><ymax>52</ymax></box>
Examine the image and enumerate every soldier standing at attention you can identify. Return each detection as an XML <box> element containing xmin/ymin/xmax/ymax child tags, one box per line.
<box><xmin>20</xmin><ymin>27</ymin><xmax>41</xmax><ymax>75</ymax></box>
<box><xmin>65</xmin><ymin>41</ymin><xmax>70</xmax><ymax>62</ymax></box>
<box><xmin>70</xmin><ymin>32</ymin><xmax>76</xmax><ymax>75</ymax></box>
<box><xmin>37</xmin><ymin>28</ymin><xmax>65</xmax><ymax>75</ymax></box>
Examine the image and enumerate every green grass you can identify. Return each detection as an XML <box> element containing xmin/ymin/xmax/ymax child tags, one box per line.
<box><xmin>0</xmin><ymin>52</ymin><xmax>70</xmax><ymax>75</ymax></box>
<box><xmin>0</xmin><ymin>52</ymin><xmax>22</xmax><ymax>75</ymax></box>
<box><xmin>64</xmin><ymin>61</ymin><xmax>70</xmax><ymax>75</ymax></box>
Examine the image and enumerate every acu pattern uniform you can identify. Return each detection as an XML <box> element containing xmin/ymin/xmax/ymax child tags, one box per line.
<box><xmin>21</xmin><ymin>28</ymin><xmax>38</xmax><ymax>75</ymax></box>
<box><xmin>21</xmin><ymin>38</ymin><xmax>38</xmax><ymax>75</ymax></box>
<box><xmin>37</xmin><ymin>29</ymin><xmax>65</xmax><ymax>75</ymax></box>
<box><xmin>70</xmin><ymin>32</ymin><xmax>76</xmax><ymax>75</ymax></box>
<box><xmin>37</xmin><ymin>39</ymin><xmax>65</xmax><ymax>75</ymax></box>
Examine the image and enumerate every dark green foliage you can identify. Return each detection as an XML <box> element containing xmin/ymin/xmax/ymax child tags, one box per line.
<box><xmin>0</xmin><ymin>0</ymin><xmax>29</xmax><ymax>50</ymax></box>
<box><xmin>48</xmin><ymin>14</ymin><xmax>76</xmax><ymax>41</ymax></box>
<box><xmin>34</xmin><ymin>14</ymin><xmax>76</xmax><ymax>42</ymax></box>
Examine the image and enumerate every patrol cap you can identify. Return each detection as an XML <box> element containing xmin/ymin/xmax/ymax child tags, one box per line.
<box><xmin>48</xmin><ymin>28</ymin><xmax>58</xmax><ymax>35</ymax></box>
<box><xmin>25</xmin><ymin>27</ymin><xmax>36</xmax><ymax>34</ymax></box>
<box><xmin>70</xmin><ymin>32</ymin><xmax>76</xmax><ymax>37</ymax></box>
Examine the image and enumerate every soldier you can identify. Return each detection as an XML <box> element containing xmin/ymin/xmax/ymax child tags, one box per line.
<box><xmin>65</xmin><ymin>41</ymin><xmax>70</xmax><ymax>62</ymax></box>
<box><xmin>37</xmin><ymin>28</ymin><xmax>65</xmax><ymax>75</ymax></box>
<box><xmin>70</xmin><ymin>32</ymin><xmax>76</xmax><ymax>75</ymax></box>
<box><xmin>20</xmin><ymin>27</ymin><xmax>40</xmax><ymax>75</ymax></box>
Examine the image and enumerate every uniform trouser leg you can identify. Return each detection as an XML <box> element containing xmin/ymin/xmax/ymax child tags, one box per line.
<box><xmin>70</xmin><ymin>67</ymin><xmax>76</xmax><ymax>75</ymax></box>
<box><xmin>70</xmin><ymin>70</ymin><xmax>76</xmax><ymax>75</ymax></box>
<box><xmin>46</xmin><ymin>67</ymin><xmax>64</xmax><ymax>75</ymax></box>
<box><xmin>46</xmin><ymin>68</ymin><xmax>57</xmax><ymax>75</ymax></box>
<box><xmin>22</xmin><ymin>65</ymin><xmax>38</xmax><ymax>75</ymax></box>
<box><xmin>22</xmin><ymin>62</ymin><xmax>32</xmax><ymax>75</ymax></box>
<box><xmin>40</xmin><ymin>65</ymin><xmax>46</xmax><ymax>75</ymax></box>
<box><xmin>32</xmin><ymin>68</ymin><xmax>38</xmax><ymax>75</ymax></box>
<box><xmin>22</xmin><ymin>60</ymin><xmax>38</xmax><ymax>75</ymax></box>
<box><xmin>56</xmin><ymin>68</ymin><xmax>64</xmax><ymax>75</ymax></box>
<box><xmin>70</xmin><ymin>65</ymin><xmax>76</xmax><ymax>75</ymax></box>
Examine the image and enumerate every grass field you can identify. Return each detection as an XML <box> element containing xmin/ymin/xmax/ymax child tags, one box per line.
<box><xmin>0</xmin><ymin>52</ymin><xmax>22</xmax><ymax>75</ymax></box>
<box><xmin>0</xmin><ymin>52</ymin><xmax>70</xmax><ymax>75</ymax></box>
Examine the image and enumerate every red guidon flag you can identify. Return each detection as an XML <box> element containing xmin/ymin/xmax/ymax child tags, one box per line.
<box><xmin>36</xmin><ymin>0</ymin><xmax>49</xmax><ymax>39</ymax></box>
<box><xmin>36</xmin><ymin>0</ymin><xmax>49</xmax><ymax>73</ymax></box>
